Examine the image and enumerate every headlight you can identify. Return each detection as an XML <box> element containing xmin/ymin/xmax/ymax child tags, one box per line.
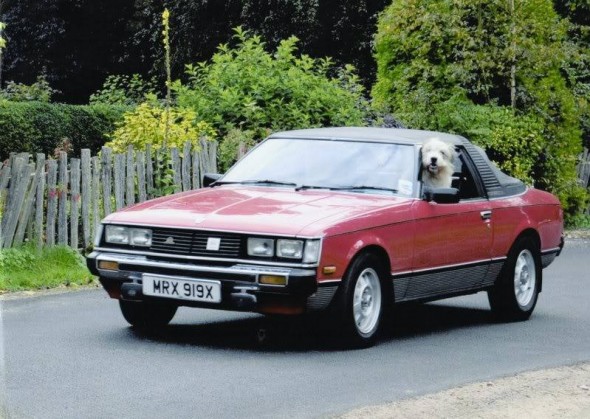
<box><xmin>277</xmin><ymin>239</ymin><xmax>303</xmax><ymax>259</ymax></box>
<box><xmin>247</xmin><ymin>238</ymin><xmax>274</xmax><ymax>257</ymax></box>
<box><xmin>105</xmin><ymin>226</ymin><xmax>129</xmax><ymax>244</ymax></box>
<box><xmin>130</xmin><ymin>228</ymin><xmax>152</xmax><ymax>247</ymax></box>
<box><xmin>105</xmin><ymin>226</ymin><xmax>152</xmax><ymax>247</ymax></box>
<box><xmin>303</xmin><ymin>240</ymin><xmax>321</xmax><ymax>264</ymax></box>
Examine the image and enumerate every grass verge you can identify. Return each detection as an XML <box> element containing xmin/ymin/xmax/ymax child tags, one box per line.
<box><xmin>0</xmin><ymin>245</ymin><xmax>95</xmax><ymax>293</ymax></box>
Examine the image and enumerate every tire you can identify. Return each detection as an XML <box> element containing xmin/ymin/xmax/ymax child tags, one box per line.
<box><xmin>119</xmin><ymin>299</ymin><xmax>177</xmax><ymax>329</ymax></box>
<box><xmin>488</xmin><ymin>236</ymin><xmax>541</xmax><ymax>321</ymax></box>
<box><xmin>334</xmin><ymin>253</ymin><xmax>386</xmax><ymax>348</ymax></box>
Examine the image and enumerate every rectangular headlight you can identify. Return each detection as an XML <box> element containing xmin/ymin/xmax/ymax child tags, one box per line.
<box><xmin>130</xmin><ymin>228</ymin><xmax>152</xmax><ymax>247</ymax></box>
<box><xmin>277</xmin><ymin>239</ymin><xmax>303</xmax><ymax>259</ymax></box>
<box><xmin>105</xmin><ymin>225</ymin><xmax>129</xmax><ymax>244</ymax></box>
<box><xmin>247</xmin><ymin>238</ymin><xmax>274</xmax><ymax>257</ymax></box>
<box><xmin>303</xmin><ymin>240</ymin><xmax>321</xmax><ymax>264</ymax></box>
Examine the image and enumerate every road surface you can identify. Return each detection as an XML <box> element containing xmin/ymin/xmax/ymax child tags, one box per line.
<box><xmin>1</xmin><ymin>241</ymin><xmax>589</xmax><ymax>418</ymax></box>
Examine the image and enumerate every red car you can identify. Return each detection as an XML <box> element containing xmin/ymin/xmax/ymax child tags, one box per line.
<box><xmin>87</xmin><ymin>127</ymin><xmax>564</xmax><ymax>347</ymax></box>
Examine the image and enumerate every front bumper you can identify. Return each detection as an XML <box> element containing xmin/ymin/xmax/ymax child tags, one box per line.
<box><xmin>87</xmin><ymin>251</ymin><xmax>336</xmax><ymax>314</ymax></box>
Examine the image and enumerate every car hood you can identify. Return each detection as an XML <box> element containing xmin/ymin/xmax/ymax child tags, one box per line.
<box><xmin>104</xmin><ymin>186</ymin><xmax>413</xmax><ymax>237</ymax></box>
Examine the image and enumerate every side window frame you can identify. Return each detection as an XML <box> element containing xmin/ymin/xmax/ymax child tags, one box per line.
<box><xmin>455</xmin><ymin>147</ymin><xmax>488</xmax><ymax>200</ymax></box>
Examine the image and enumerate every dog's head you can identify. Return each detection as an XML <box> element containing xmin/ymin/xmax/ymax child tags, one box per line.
<box><xmin>421</xmin><ymin>137</ymin><xmax>455</xmax><ymax>177</ymax></box>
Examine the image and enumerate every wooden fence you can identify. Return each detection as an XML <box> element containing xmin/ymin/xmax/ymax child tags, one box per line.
<box><xmin>578</xmin><ymin>148</ymin><xmax>590</xmax><ymax>215</ymax></box>
<box><xmin>0</xmin><ymin>139</ymin><xmax>217</xmax><ymax>249</ymax></box>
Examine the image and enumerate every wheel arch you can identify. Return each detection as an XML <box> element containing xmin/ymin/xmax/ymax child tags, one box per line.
<box><xmin>510</xmin><ymin>228</ymin><xmax>543</xmax><ymax>291</ymax></box>
<box><xmin>346</xmin><ymin>244</ymin><xmax>394</xmax><ymax>302</ymax></box>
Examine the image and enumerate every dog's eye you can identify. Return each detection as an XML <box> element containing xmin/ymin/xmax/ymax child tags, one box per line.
<box><xmin>441</xmin><ymin>151</ymin><xmax>447</xmax><ymax>157</ymax></box>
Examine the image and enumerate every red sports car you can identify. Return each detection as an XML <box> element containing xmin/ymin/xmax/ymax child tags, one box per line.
<box><xmin>87</xmin><ymin>127</ymin><xmax>564</xmax><ymax>347</ymax></box>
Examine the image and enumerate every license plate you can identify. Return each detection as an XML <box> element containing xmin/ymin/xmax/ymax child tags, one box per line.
<box><xmin>142</xmin><ymin>274</ymin><xmax>221</xmax><ymax>303</ymax></box>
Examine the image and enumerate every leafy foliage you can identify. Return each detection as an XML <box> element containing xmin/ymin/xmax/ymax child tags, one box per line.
<box><xmin>373</xmin><ymin>0</ymin><xmax>587</xmax><ymax>218</ymax></box>
<box><xmin>218</xmin><ymin>128</ymin><xmax>257</xmax><ymax>172</ymax></box>
<box><xmin>175</xmin><ymin>28</ymin><xmax>368</xmax><ymax>142</ymax></box>
<box><xmin>105</xmin><ymin>101</ymin><xmax>215</xmax><ymax>153</ymax></box>
<box><xmin>0</xmin><ymin>101</ymin><xmax>126</xmax><ymax>159</ymax></box>
<box><xmin>0</xmin><ymin>74</ymin><xmax>58</xmax><ymax>102</ymax></box>
<box><xmin>89</xmin><ymin>74</ymin><xmax>157</xmax><ymax>106</ymax></box>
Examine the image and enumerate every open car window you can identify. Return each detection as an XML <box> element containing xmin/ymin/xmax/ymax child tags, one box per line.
<box><xmin>452</xmin><ymin>150</ymin><xmax>486</xmax><ymax>200</ymax></box>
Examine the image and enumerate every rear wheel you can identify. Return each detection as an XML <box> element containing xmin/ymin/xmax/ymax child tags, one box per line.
<box><xmin>119</xmin><ymin>299</ymin><xmax>177</xmax><ymax>329</ymax></box>
<box><xmin>334</xmin><ymin>253</ymin><xmax>385</xmax><ymax>348</ymax></box>
<box><xmin>488</xmin><ymin>236</ymin><xmax>541</xmax><ymax>321</ymax></box>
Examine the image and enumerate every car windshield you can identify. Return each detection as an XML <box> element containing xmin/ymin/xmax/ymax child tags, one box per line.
<box><xmin>219</xmin><ymin>138</ymin><xmax>416</xmax><ymax>196</ymax></box>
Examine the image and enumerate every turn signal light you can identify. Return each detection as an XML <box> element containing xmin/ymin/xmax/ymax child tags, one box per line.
<box><xmin>259</xmin><ymin>275</ymin><xmax>287</xmax><ymax>286</ymax></box>
<box><xmin>98</xmin><ymin>260</ymin><xmax>119</xmax><ymax>271</ymax></box>
<box><xmin>322</xmin><ymin>266</ymin><xmax>337</xmax><ymax>275</ymax></box>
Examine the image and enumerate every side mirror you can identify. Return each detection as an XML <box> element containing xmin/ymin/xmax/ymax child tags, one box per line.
<box><xmin>423</xmin><ymin>187</ymin><xmax>460</xmax><ymax>204</ymax></box>
<box><xmin>203</xmin><ymin>173</ymin><xmax>222</xmax><ymax>187</ymax></box>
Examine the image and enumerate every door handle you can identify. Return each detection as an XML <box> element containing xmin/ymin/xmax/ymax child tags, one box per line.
<box><xmin>480</xmin><ymin>210</ymin><xmax>492</xmax><ymax>220</ymax></box>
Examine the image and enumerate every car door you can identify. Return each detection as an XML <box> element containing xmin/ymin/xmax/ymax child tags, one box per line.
<box><xmin>403</xmin><ymin>151</ymin><xmax>493</xmax><ymax>301</ymax></box>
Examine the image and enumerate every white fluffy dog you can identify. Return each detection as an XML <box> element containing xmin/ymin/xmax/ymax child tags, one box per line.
<box><xmin>421</xmin><ymin>138</ymin><xmax>456</xmax><ymax>188</ymax></box>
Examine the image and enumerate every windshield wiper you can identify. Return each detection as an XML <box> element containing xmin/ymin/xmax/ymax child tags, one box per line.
<box><xmin>329</xmin><ymin>185</ymin><xmax>398</xmax><ymax>193</ymax></box>
<box><xmin>295</xmin><ymin>185</ymin><xmax>332</xmax><ymax>191</ymax></box>
<box><xmin>238</xmin><ymin>179</ymin><xmax>299</xmax><ymax>187</ymax></box>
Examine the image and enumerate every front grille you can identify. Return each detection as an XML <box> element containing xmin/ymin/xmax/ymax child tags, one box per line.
<box><xmin>150</xmin><ymin>228</ymin><xmax>243</xmax><ymax>258</ymax></box>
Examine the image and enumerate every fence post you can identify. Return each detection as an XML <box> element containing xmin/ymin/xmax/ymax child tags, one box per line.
<box><xmin>81</xmin><ymin>149</ymin><xmax>92</xmax><ymax>248</ymax></box>
<box><xmin>13</xmin><ymin>160</ymin><xmax>38</xmax><ymax>247</ymax></box>
<box><xmin>171</xmin><ymin>147</ymin><xmax>182</xmax><ymax>193</ymax></box>
<box><xmin>146</xmin><ymin>144</ymin><xmax>154</xmax><ymax>199</ymax></box>
<box><xmin>126</xmin><ymin>146</ymin><xmax>135</xmax><ymax>207</ymax></box>
<box><xmin>34</xmin><ymin>154</ymin><xmax>46</xmax><ymax>248</ymax></box>
<box><xmin>46</xmin><ymin>160</ymin><xmax>58</xmax><ymax>246</ymax></box>
<box><xmin>70</xmin><ymin>158</ymin><xmax>81</xmax><ymax>250</ymax></box>
<box><xmin>137</xmin><ymin>151</ymin><xmax>147</xmax><ymax>203</ymax></box>
<box><xmin>114</xmin><ymin>153</ymin><xmax>126</xmax><ymax>210</ymax></box>
<box><xmin>57</xmin><ymin>151</ymin><xmax>69</xmax><ymax>245</ymax></box>
<box><xmin>91</xmin><ymin>156</ymin><xmax>101</xmax><ymax>243</ymax></box>
<box><xmin>0</xmin><ymin>161</ymin><xmax>10</xmax><ymax>242</ymax></box>
<box><xmin>101</xmin><ymin>147</ymin><xmax>112</xmax><ymax>216</ymax></box>
<box><xmin>182</xmin><ymin>141</ymin><xmax>192</xmax><ymax>191</ymax></box>
<box><xmin>192</xmin><ymin>148</ymin><xmax>201</xmax><ymax>189</ymax></box>
<box><xmin>0</xmin><ymin>158</ymin><xmax>32</xmax><ymax>248</ymax></box>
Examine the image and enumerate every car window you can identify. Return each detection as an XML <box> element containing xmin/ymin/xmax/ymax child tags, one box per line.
<box><xmin>222</xmin><ymin>138</ymin><xmax>416</xmax><ymax>196</ymax></box>
<box><xmin>453</xmin><ymin>151</ymin><xmax>485</xmax><ymax>200</ymax></box>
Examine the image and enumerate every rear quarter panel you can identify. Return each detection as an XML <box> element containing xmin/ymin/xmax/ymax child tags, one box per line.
<box><xmin>490</xmin><ymin>188</ymin><xmax>563</xmax><ymax>257</ymax></box>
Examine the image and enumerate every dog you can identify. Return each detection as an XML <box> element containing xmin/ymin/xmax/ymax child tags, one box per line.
<box><xmin>421</xmin><ymin>137</ymin><xmax>456</xmax><ymax>188</ymax></box>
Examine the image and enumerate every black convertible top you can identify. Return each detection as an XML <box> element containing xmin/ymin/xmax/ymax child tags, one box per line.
<box><xmin>270</xmin><ymin>127</ymin><xmax>527</xmax><ymax>198</ymax></box>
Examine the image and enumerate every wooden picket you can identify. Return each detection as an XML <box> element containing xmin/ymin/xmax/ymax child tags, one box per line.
<box><xmin>0</xmin><ymin>141</ymin><xmax>217</xmax><ymax>249</ymax></box>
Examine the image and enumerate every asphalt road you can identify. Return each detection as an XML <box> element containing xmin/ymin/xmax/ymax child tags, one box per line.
<box><xmin>1</xmin><ymin>241</ymin><xmax>589</xmax><ymax>419</ymax></box>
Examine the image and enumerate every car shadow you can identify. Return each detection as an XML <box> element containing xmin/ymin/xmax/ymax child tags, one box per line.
<box><xmin>123</xmin><ymin>302</ymin><xmax>497</xmax><ymax>352</ymax></box>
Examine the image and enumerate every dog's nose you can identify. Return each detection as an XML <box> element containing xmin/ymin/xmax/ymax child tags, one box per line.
<box><xmin>430</xmin><ymin>157</ymin><xmax>438</xmax><ymax>164</ymax></box>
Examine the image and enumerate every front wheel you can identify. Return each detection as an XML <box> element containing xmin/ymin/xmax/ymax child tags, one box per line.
<box><xmin>334</xmin><ymin>253</ymin><xmax>386</xmax><ymax>348</ymax></box>
<box><xmin>119</xmin><ymin>299</ymin><xmax>177</xmax><ymax>329</ymax></box>
<box><xmin>488</xmin><ymin>236</ymin><xmax>541</xmax><ymax>321</ymax></box>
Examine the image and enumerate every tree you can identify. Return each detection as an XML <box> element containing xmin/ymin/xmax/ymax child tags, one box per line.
<box><xmin>373</xmin><ymin>0</ymin><xmax>587</xmax><ymax>218</ymax></box>
<box><xmin>554</xmin><ymin>0</ymin><xmax>590</xmax><ymax>149</ymax></box>
<box><xmin>1</xmin><ymin>0</ymin><xmax>140</xmax><ymax>103</ymax></box>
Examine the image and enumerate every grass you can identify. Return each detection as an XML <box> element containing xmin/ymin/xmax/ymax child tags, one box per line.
<box><xmin>0</xmin><ymin>244</ymin><xmax>95</xmax><ymax>293</ymax></box>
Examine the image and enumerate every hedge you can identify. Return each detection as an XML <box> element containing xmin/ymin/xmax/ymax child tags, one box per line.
<box><xmin>0</xmin><ymin>101</ymin><xmax>126</xmax><ymax>159</ymax></box>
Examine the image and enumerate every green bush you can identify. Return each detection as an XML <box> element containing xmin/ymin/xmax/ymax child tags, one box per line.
<box><xmin>174</xmin><ymin>27</ymin><xmax>369</xmax><ymax>142</ymax></box>
<box><xmin>0</xmin><ymin>74</ymin><xmax>58</xmax><ymax>102</ymax></box>
<box><xmin>105</xmin><ymin>101</ymin><xmax>216</xmax><ymax>153</ymax></box>
<box><xmin>89</xmin><ymin>74</ymin><xmax>157</xmax><ymax>106</ymax></box>
<box><xmin>0</xmin><ymin>101</ymin><xmax>126</xmax><ymax>159</ymax></box>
